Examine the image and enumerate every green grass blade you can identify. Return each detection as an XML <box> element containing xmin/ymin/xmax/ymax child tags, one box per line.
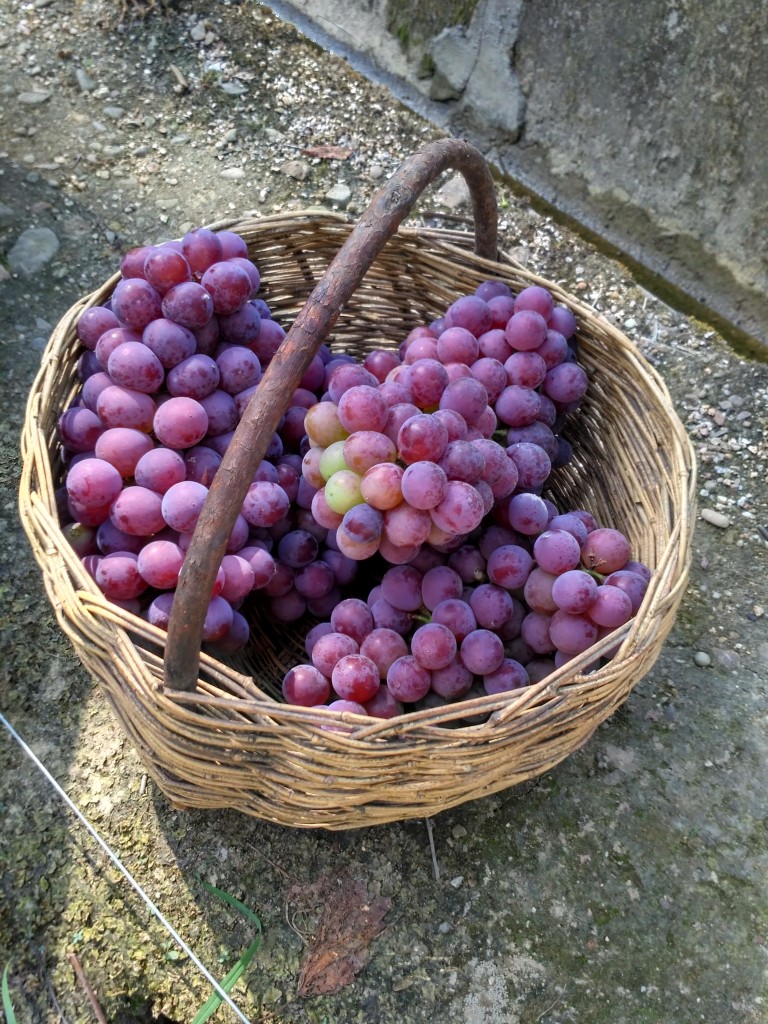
<box><xmin>190</xmin><ymin>882</ymin><xmax>262</xmax><ymax>1024</ymax></box>
<box><xmin>2</xmin><ymin>962</ymin><xmax>18</xmax><ymax>1024</ymax></box>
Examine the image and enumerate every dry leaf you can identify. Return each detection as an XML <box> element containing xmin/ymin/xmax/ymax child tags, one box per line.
<box><xmin>296</xmin><ymin>877</ymin><xmax>390</xmax><ymax>997</ymax></box>
<box><xmin>302</xmin><ymin>145</ymin><xmax>353</xmax><ymax>161</ymax></box>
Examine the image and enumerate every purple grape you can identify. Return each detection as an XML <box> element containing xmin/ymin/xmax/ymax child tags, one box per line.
<box><xmin>95</xmin><ymin>551</ymin><xmax>147</xmax><ymax>601</ymax></box>
<box><xmin>430</xmin><ymin>480</ymin><xmax>485</xmax><ymax>535</ymax></box>
<box><xmin>181</xmin><ymin>227</ymin><xmax>223</xmax><ymax>277</ymax></box>
<box><xmin>438</xmin><ymin>440</ymin><xmax>486</xmax><ymax>484</ymax></box>
<box><xmin>507</xmin><ymin>492</ymin><xmax>549</xmax><ymax>535</ymax></box>
<box><xmin>513</xmin><ymin>285</ymin><xmax>554</xmax><ymax>320</ymax></box>
<box><xmin>120</xmin><ymin>246</ymin><xmax>155</xmax><ymax>279</ymax></box>
<box><xmin>217</xmin><ymin>301</ymin><xmax>261</xmax><ymax>346</ymax></box>
<box><xmin>505</xmin><ymin>309</ymin><xmax>548</xmax><ymax>351</ymax></box>
<box><xmin>327</xmin><ymin>363</ymin><xmax>379</xmax><ymax>403</ymax></box>
<box><xmin>549</xmin><ymin>610</ymin><xmax>598</xmax><ymax>654</ymax></box>
<box><xmin>311</xmin><ymin>631</ymin><xmax>359</xmax><ymax>677</ymax></box>
<box><xmin>380</xmin><ymin>565</ymin><xmax>423</xmax><ymax>612</ymax></box>
<box><xmin>581</xmin><ymin>528</ymin><xmax>632</xmax><ymax>575</ymax></box>
<box><xmin>520</xmin><ymin>611</ymin><xmax>556</xmax><ymax>654</ymax></box>
<box><xmin>430</xmin><ymin>657</ymin><xmax>474</xmax><ymax>700</ymax></box>
<box><xmin>549</xmin><ymin>306</ymin><xmax>577</xmax><ymax>339</ymax></box>
<box><xmin>161</xmin><ymin>480</ymin><xmax>209</xmax><ymax>534</ymax></box>
<box><xmin>438</xmin><ymin>377</ymin><xmax>488</xmax><ymax>426</ymax></box>
<box><xmin>110</xmin><ymin>485</ymin><xmax>165</xmax><ymax>536</ymax></box>
<box><xmin>217</xmin><ymin>231</ymin><xmax>250</xmax><ymax>260</ymax></box>
<box><xmin>602</xmin><ymin>569</ymin><xmax>648</xmax><ymax>614</ymax></box>
<box><xmin>332</xmin><ymin>654</ymin><xmax>380</xmax><ymax>703</ymax></box>
<box><xmin>58</xmin><ymin>407</ymin><xmax>105</xmax><ymax>453</ymax></box>
<box><xmin>444</xmin><ymin>294</ymin><xmax>492</xmax><ymax>337</ymax></box>
<box><xmin>397</xmin><ymin>413</ymin><xmax>449</xmax><ymax>464</ymax></box>
<box><xmin>478</xmin><ymin>326</ymin><xmax>513</xmax><ymax>361</ymax></box>
<box><xmin>483</xmin><ymin>658</ymin><xmax>529</xmax><ymax>695</ymax></box>
<box><xmin>551</xmin><ymin>569</ymin><xmax>599</xmax><ymax>614</ymax></box>
<box><xmin>533</xmin><ymin>529</ymin><xmax>582</xmax><ymax>574</ymax></box>
<box><xmin>370</xmin><ymin>598</ymin><xmax>412</xmax><ymax>635</ymax></box>
<box><xmin>359</xmin><ymin>628</ymin><xmax>409</xmax><ymax>678</ymax></box>
<box><xmin>77</xmin><ymin>306</ymin><xmax>121</xmax><ymax>350</ymax></box>
<box><xmin>523</xmin><ymin>568</ymin><xmax>558</xmax><ymax>614</ymax></box>
<box><xmin>411</xmin><ymin>622</ymin><xmax>458</xmax><ymax>671</ymax></box>
<box><xmin>153</xmin><ymin>396</ymin><xmax>209</xmax><ymax>449</ymax></box>
<box><xmin>469</xmin><ymin>583</ymin><xmax>514</xmax><ymax>629</ymax></box>
<box><xmin>137</xmin><ymin>540</ymin><xmax>185</xmax><ymax>589</ymax></box>
<box><xmin>337</xmin><ymin>384</ymin><xmax>389</xmax><ymax>434</ymax></box>
<box><xmin>111</xmin><ymin>278</ymin><xmax>163</xmax><ymax>330</ymax></box>
<box><xmin>421</xmin><ymin>565</ymin><xmax>463</xmax><ymax>610</ymax></box>
<box><xmin>201</xmin><ymin>261</ymin><xmax>252</xmax><ymax>315</ymax></box>
<box><xmin>363</xmin><ymin>686</ymin><xmax>404</xmax><ymax>720</ymax></box>
<box><xmin>94</xmin><ymin>428</ymin><xmax>154</xmax><ymax>478</ymax></box>
<box><xmin>166</xmin><ymin>354</ymin><xmax>221</xmax><ymax>400</ymax></box>
<box><xmin>406</xmin><ymin>358</ymin><xmax>449</xmax><ymax>409</ymax></box>
<box><xmin>587</xmin><ymin>586</ymin><xmax>634</xmax><ymax>628</ymax></box>
<box><xmin>542</xmin><ymin>362</ymin><xmax>589</xmax><ymax>404</ymax></box>
<box><xmin>277</xmin><ymin>529</ymin><xmax>319</xmax><ymax>569</ymax></box>
<box><xmin>142</xmin><ymin>318</ymin><xmax>197</xmax><ymax>368</ymax></box>
<box><xmin>495</xmin><ymin>385</ymin><xmax>541</xmax><ymax>428</ymax></box>
<box><xmin>282</xmin><ymin>665</ymin><xmax>331</xmax><ymax>707</ymax></box>
<box><xmin>202</xmin><ymin>595</ymin><xmax>234</xmax><ymax>642</ymax></box>
<box><xmin>460</xmin><ymin>629</ymin><xmax>505</xmax><ymax>675</ymax></box>
<box><xmin>360</xmin><ymin>463</ymin><xmax>404</xmax><ymax>510</ymax></box>
<box><xmin>143</xmin><ymin>247</ymin><xmax>192</xmax><ymax>295</ymax></box>
<box><xmin>431</xmin><ymin>598</ymin><xmax>477</xmax><ymax>642</ymax></box>
<box><xmin>134</xmin><ymin>447</ymin><xmax>186</xmax><ymax>494</ymax></box>
<box><xmin>437</xmin><ymin>326</ymin><xmax>480</xmax><ymax>365</ymax></box>
<box><xmin>343</xmin><ymin>431</ymin><xmax>397</xmax><ymax>475</ymax></box>
<box><xmin>216</xmin><ymin>346</ymin><xmax>262</xmax><ymax>395</ymax></box>
<box><xmin>486</xmin><ymin>544</ymin><xmax>533</xmax><ymax>591</ymax></box>
<box><xmin>537</xmin><ymin>330</ymin><xmax>569</xmax><ymax>370</ymax></box>
<box><xmin>66</xmin><ymin>457</ymin><xmax>124</xmax><ymax>509</ymax></box>
<box><xmin>386</xmin><ymin>656</ymin><xmax>432</xmax><ymax>703</ymax></box>
<box><xmin>330</xmin><ymin>598</ymin><xmax>375</xmax><ymax>645</ymax></box>
<box><xmin>162</xmin><ymin>282</ymin><xmax>214</xmax><ymax>330</ymax></box>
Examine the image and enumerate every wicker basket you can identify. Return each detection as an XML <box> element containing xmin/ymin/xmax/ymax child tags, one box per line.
<box><xmin>19</xmin><ymin>140</ymin><xmax>696</xmax><ymax>829</ymax></box>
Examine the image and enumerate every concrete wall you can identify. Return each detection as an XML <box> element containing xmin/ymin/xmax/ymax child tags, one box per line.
<box><xmin>268</xmin><ymin>0</ymin><xmax>768</xmax><ymax>349</ymax></box>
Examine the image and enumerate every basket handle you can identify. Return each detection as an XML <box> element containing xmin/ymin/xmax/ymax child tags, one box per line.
<box><xmin>164</xmin><ymin>137</ymin><xmax>498</xmax><ymax>691</ymax></box>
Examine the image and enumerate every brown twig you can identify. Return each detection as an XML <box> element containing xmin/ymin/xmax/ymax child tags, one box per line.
<box><xmin>67</xmin><ymin>953</ymin><xmax>107</xmax><ymax>1024</ymax></box>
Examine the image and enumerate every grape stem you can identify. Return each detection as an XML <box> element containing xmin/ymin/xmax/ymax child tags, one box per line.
<box><xmin>164</xmin><ymin>137</ymin><xmax>498</xmax><ymax>691</ymax></box>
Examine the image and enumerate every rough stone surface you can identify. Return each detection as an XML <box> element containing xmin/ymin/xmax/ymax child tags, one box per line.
<box><xmin>0</xmin><ymin>2</ymin><xmax>766</xmax><ymax>1023</ymax></box>
<box><xmin>7</xmin><ymin>226</ymin><xmax>60</xmax><ymax>275</ymax></box>
<box><xmin>274</xmin><ymin>0</ymin><xmax>768</xmax><ymax>350</ymax></box>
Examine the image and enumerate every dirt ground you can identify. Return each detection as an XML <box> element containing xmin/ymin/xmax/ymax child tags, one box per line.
<box><xmin>1</xmin><ymin>1</ymin><xmax>767</xmax><ymax>1022</ymax></box>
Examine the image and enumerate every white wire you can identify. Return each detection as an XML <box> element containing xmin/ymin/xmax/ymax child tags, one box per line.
<box><xmin>0</xmin><ymin>711</ymin><xmax>252</xmax><ymax>1024</ymax></box>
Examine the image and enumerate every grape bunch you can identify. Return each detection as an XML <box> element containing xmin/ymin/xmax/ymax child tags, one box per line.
<box><xmin>58</xmin><ymin>226</ymin><xmax>650</xmax><ymax>724</ymax></box>
<box><xmin>59</xmin><ymin>226</ymin><xmax>303</xmax><ymax>654</ymax></box>
<box><xmin>296</xmin><ymin>281</ymin><xmax>586</xmax><ymax>571</ymax></box>
<box><xmin>282</xmin><ymin>501</ymin><xmax>651</xmax><ymax>720</ymax></box>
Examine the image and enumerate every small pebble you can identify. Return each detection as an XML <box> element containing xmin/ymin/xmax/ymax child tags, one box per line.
<box><xmin>17</xmin><ymin>91</ymin><xmax>51</xmax><ymax>105</ymax></box>
<box><xmin>450</xmin><ymin>875</ymin><xmax>464</xmax><ymax>888</ymax></box>
<box><xmin>220</xmin><ymin>167</ymin><xmax>245</xmax><ymax>179</ymax></box>
<box><xmin>325</xmin><ymin>182</ymin><xmax>352</xmax><ymax>207</ymax></box>
<box><xmin>75</xmin><ymin>69</ymin><xmax>95</xmax><ymax>93</ymax></box>
<box><xmin>693</xmin><ymin>651</ymin><xmax>712</xmax><ymax>667</ymax></box>
<box><xmin>700</xmin><ymin>508</ymin><xmax>731</xmax><ymax>529</ymax></box>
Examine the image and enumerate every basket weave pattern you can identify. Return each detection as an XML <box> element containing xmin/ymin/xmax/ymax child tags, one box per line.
<box><xmin>19</xmin><ymin>209</ymin><xmax>696</xmax><ymax>829</ymax></box>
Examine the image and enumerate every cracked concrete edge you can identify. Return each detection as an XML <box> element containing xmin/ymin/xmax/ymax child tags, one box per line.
<box><xmin>265</xmin><ymin>0</ymin><xmax>768</xmax><ymax>356</ymax></box>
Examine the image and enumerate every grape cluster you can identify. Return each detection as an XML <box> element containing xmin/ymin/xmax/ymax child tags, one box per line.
<box><xmin>60</xmin><ymin>229</ymin><xmax>650</xmax><ymax>723</ymax></box>
<box><xmin>60</xmin><ymin>227</ymin><xmax>302</xmax><ymax>654</ymax></box>
<box><xmin>283</xmin><ymin>507</ymin><xmax>651</xmax><ymax>720</ymax></box>
<box><xmin>297</xmin><ymin>281</ymin><xmax>585</xmax><ymax>569</ymax></box>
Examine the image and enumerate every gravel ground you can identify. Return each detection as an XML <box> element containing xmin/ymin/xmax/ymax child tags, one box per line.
<box><xmin>1</xmin><ymin>1</ymin><xmax>767</xmax><ymax>1022</ymax></box>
